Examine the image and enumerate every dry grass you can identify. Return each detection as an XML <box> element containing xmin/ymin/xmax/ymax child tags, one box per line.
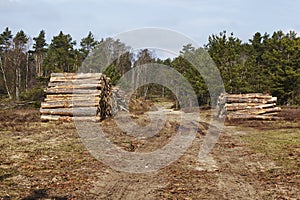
<box><xmin>0</xmin><ymin>110</ymin><xmax>104</xmax><ymax>199</ymax></box>
<box><xmin>1</xmin><ymin>108</ymin><xmax>300</xmax><ymax>199</ymax></box>
<box><xmin>238</xmin><ymin>120</ymin><xmax>300</xmax><ymax>197</ymax></box>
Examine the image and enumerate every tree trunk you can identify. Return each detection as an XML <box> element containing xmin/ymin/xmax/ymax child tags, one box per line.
<box><xmin>35</xmin><ymin>54</ymin><xmax>38</xmax><ymax>76</ymax></box>
<box><xmin>132</xmin><ymin>66</ymin><xmax>135</xmax><ymax>95</ymax></box>
<box><xmin>0</xmin><ymin>56</ymin><xmax>12</xmax><ymax>99</ymax></box>
<box><xmin>136</xmin><ymin>67</ymin><xmax>140</xmax><ymax>98</ymax></box>
<box><xmin>36</xmin><ymin>53</ymin><xmax>43</xmax><ymax>77</ymax></box>
<box><xmin>15</xmin><ymin>67</ymin><xmax>20</xmax><ymax>101</ymax></box>
<box><xmin>26</xmin><ymin>53</ymin><xmax>29</xmax><ymax>92</ymax></box>
<box><xmin>144</xmin><ymin>84</ymin><xmax>149</xmax><ymax>99</ymax></box>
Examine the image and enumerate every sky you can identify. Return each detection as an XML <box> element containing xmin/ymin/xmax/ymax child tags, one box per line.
<box><xmin>1</xmin><ymin>0</ymin><xmax>300</xmax><ymax>49</ymax></box>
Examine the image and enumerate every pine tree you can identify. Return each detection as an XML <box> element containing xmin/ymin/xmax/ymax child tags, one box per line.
<box><xmin>0</xmin><ymin>27</ymin><xmax>13</xmax><ymax>52</ymax></box>
<box><xmin>33</xmin><ymin>30</ymin><xmax>47</xmax><ymax>77</ymax></box>
<box><xmin>43</xmin><ymin>31</ymin><xmax>77</xmax><ymax>74</ymax></box>
<box><xmin>12</xmin><ymin>30</ymin><xmax>29</xmax><ymax>100</ymax></box>
<box><xmin>261</xmin><ymin>31</ymin><xmax>299</xmax><ymax>104</ymax></box>
<box><xmin>0</xmin><ymin>27</ymin><xmax>13</xmax><ymax>99</ymax></box>
<box><xmin>80</xmin><ymin>31</ymin><xmax>99</xmax><ymax>59</ymax></box>
<box><xmin>206</xmin><ymin>31</ymin><xmax>243</xmax><ymax>93</ymax></box>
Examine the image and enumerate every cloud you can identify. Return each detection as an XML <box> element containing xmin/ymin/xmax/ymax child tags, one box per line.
<box><xmin>1</xmin><ymin>0</ymin><xmax>300</xmax><ymax>46</ymax></box>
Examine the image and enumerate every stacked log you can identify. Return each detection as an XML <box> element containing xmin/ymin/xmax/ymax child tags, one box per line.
<box><xmin>97</xmin><ymin>75</ymin><xmax>113</xmax><ymax>120</ymax></box>
<box><xmin>40</xmin><ymin>73</ymin><xmax>112</xmax><ymax>122</ymax></box>
<box><xmin>217</xmin><ymin>93</ymin><xmax>281</xmax><ymax>120</ymax></box>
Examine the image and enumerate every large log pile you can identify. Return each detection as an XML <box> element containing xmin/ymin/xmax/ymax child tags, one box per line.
<box><xmin>217</xmin><ymin>93</ymin><xmax>281</xmax><ymax>120</ymax></box>
<box><xmin>40</xmin><ymin>73</ymin><xmax>112</xmax><ymax>122</ymax></box>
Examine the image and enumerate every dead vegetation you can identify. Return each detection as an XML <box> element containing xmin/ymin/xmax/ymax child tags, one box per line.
<box><xmin>0</xmin><ymin>107</ymin><xmax>299</xmax><ymax>199</ymax></box>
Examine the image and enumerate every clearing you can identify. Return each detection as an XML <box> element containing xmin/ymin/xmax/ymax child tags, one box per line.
<box><xmin>0</xmin><ymin>106</ymin><xmax>299</xmax><ymax>199</ymax></box>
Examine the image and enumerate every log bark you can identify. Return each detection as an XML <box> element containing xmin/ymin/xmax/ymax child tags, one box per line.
<box><xmin>40</xmin><ymin>107</ymin><xmax>97</xmax><ymax>116</ymax></box>
<box><xmin>41</xmin><ymin>101</ymin><xmax>99</xmax><ymax>109</ymax></box>
<box><xmin>44</xmin><ymin>98</ymin><xmax>100</xmax><ymax>103</ymax></box>
<box><xmin>41</xmin><ymin>115</ymin><xmax>99</xmax><ymax>122</ymax></box>
<box><xmin>247</xmin><ymin>107</ymin><xmax>281</xmax><ymax>115</ymax></box>
<box><xmin>222</xmin><ymin>93</ymin><xmax>272</xmax><ymax>99</ymax></box>
<box><xmin>225</xmin><ymin>97</ymin><xmax>276</xmax><ymax>104</ymax></box>
<box><xmin>227</xmin><ymin>114</ymin><xmax>281</xmax><ymax>121</ymax></box>
<box><xmin>45</xmin><ymin>94</ymin><xmax>100</xmax><ymax>99</ymax></box>
<box><xmin>225</xmin><ymin>103</ymin><xmax>276</xmax><ymax>111</ymax></box>
<box><xmin>50</xmin><ymin>73</ymin><xmax>103</xmax><ymax>78</ymax></box>
<box><xmin>46</xmin><ymin>88</ymin><xmax>101</xmax><ymax>94</ymax></box>
<box><xmin>48</xmin><ymin>81</ymin><xmax>101</xmax><ymax>87</ymax></box>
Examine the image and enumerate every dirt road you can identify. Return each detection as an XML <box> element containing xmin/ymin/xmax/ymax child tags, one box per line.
<box><xmin>85</xmin><ymin>108</ymin><xmax>299</xmax><ymax>199</ymax></box>
<box><xmin>0</xmin><ymin>108</ymin><xmax>299</xmax><ymax>199</ymax></box>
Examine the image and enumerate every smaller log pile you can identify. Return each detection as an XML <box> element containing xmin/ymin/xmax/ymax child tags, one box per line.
<box><xmin>40</xmin><ymin>73</ymin><xmax>112</xmax><ymax>122</ymax></box>
<box><xmin>217</xmin><ymin>93</ymin><xmax>281</xmax><ymax>120</ymax></box>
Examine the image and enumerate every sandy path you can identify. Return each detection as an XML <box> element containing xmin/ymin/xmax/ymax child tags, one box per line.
<box><xmin>86</xmin><ymin>108</ymin><xmax>285</xmax><ymax>199</ymax></box>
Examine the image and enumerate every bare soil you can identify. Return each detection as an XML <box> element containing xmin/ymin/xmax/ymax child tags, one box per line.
<box><xmin>0</xmin><ymin>107</ymin><xmax>299</xmax><ymax>199</ymax></box>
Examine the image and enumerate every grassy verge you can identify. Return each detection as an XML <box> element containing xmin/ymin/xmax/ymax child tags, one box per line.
<box><xmin>243</xmin><ymin>127</ymin><xmax>300</xmax><ymax>170</ymax></box>
<box><xmin>240</xmin><ymin>120</ymin><xmax>300</xmax><ymax>196</ymax></box>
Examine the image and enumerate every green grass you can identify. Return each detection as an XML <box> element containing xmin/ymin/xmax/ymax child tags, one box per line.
<box><xmin>239</xmin><ymin>122</ymin><xmax>300</xmax><ymax>199</ymax></box>
<box><xmin>241</xmin><ymin>123</ymin><xmax>300</xmax><ymax>172</ymax></box>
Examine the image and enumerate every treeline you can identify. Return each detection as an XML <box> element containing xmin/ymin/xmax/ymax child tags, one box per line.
<box><xmin>206</xmin><ymin>31</ymin><xmax>300</xmax><ymax>105</ymax></box>
<box><xmin>0</xmin><ymin>27</ymin><xmax>299</xmax><ymax>106</ymax></box>
<box><xmin>0</xmin><ymin>28</ymin><xmax>103</xmax><ymax>102</ymax></box>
